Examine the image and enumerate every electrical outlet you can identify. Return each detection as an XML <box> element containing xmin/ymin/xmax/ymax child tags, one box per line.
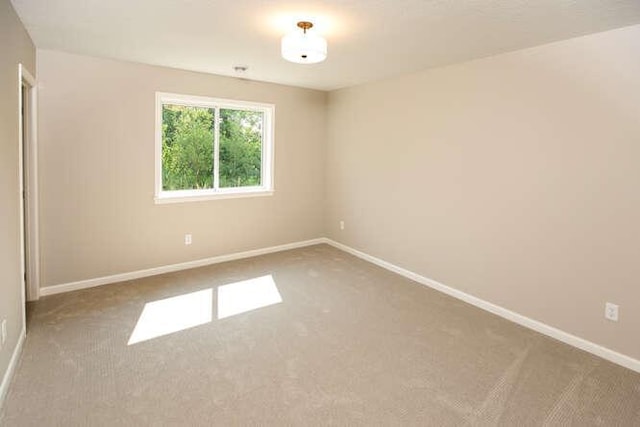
<box><xmin>1</xmin><ymin>319</ymin><xmax>7</xmax><ymax>346</ymax></box>
<box><xmin>605</xmin><ymin>302</ymin><xmax>619</xmax><ymax>322</ymax></box>
<box><xmin>185</xmin><ymin>234</ymin><xmax>192</xmax><ymax>245</ymax></box>
<box><xmin>340</xmin><ymin>221</ymin><xmax>345</xmax><ymax>230</ymax></box>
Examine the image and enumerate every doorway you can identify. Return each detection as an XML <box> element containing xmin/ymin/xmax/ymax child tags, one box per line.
<box><xmin>18</xmin><ymin>64</ymin><xmax>40</xmax><ymax>324</ymax></box>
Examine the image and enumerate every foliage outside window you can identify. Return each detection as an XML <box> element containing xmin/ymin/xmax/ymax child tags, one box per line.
<box><xmin>155</xmin><ymin>93</ymin><xmax>274</xmax><ymax>203</ymax></box>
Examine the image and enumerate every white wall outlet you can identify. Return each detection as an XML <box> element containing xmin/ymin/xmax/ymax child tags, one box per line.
<box><xmin>1</xmin><ymin>319</ymin><xmax>7</xmax><ymax>346</ymax></box>
<box><xmin>340</xmin><ymin>221</ymin><xmax>345</xmax><ymax>230</ymax></box>
<box><xmin>184</xmin><ymin>234</ymin><xmax>192</xmax><ymax>245</ymax></box>
<box><xmin>605</xmin><ymin>302</ymin><xmax>619</xmax><ymax>322</ymax></box>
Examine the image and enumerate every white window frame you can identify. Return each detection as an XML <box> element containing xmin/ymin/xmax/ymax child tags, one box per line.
<box><xmin>155</xmin><ymin>92</ymin><xmax>275</xmax><ymax>204</ymax></box>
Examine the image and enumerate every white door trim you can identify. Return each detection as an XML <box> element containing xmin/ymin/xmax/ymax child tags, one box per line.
<box><xmin>18</xmin><ymin>63</ymin><xmax>40</xmax><ymax>307</ymax></box>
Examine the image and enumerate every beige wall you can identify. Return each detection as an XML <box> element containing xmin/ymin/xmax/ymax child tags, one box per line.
<box><xmin>326</xmin><ymin>25</ymin><xmax>640</xmax><ymax>360</ymax></box>
<box><xmin>0</xmin><ymin>0</ymin><xmax>35</xmax><ymax>390</ymax></box>
<box><xmin>31</xmin><ymin>23</ymin><xmax>640</xmax><ymax>365</ymax></box>
<box><xmin>37</xmin><ymin>50</ymin><xmax>326</xmax><ymax>287</ymax></box>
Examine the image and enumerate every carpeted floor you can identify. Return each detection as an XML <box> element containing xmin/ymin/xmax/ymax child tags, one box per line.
<box><xmin>1</xmin><ymin>244</ymin><xmax>639</xmax><ymax>426</ymax></box>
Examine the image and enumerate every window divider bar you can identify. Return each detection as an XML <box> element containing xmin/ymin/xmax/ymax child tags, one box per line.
<box><xmin>213</xmin><ymin>106</ymin><xmax>220</xmax><ymax>190</ymax></box>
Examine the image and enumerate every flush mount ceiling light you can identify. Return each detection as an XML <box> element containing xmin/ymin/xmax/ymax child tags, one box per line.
<box><xmin>281</xmin><ymin>21</ymin><xmax>327</xmax><ymax>64</ymax></box>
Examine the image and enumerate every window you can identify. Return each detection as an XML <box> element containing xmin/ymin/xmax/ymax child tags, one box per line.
<box><xmin>155</xmin><ymin>92</ymin><xmax>274</xmax><ymax>203</ymax></box>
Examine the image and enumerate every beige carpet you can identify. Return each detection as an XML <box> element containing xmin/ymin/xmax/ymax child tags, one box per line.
<box><xmin>1</xmin><ymin>244</ymin><xmax>639</xmax><ymax>426</ymax></box>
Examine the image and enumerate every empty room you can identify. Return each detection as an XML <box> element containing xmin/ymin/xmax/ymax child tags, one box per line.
<box><xmin>2</xmin><ymin>0</ymin><xmax>640</xmax><ymax>425</ymax></box>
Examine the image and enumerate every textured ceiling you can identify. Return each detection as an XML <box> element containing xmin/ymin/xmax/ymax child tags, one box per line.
<box><xmin>11</xmin><ymin>0</ymin><xmax>640</xmax><ymax>90</ymax></box>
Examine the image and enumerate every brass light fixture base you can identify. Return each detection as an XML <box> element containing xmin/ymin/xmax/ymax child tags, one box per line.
<box><xmin>297</xmin><ymin>21</ymin><xmax>313</xmax><ymax>33</ymax></box>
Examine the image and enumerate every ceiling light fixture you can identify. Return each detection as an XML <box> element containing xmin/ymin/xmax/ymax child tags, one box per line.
<box><xmin>281</xmin><ymin>21</ymin><xmax>327</xmax><ymax>64</ymax></box>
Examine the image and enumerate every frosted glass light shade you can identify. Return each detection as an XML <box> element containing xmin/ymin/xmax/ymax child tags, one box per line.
<box><xmin>281</xmin><ymin>30</ymin><xmax>327</xmax><ymax>64</ymax></box>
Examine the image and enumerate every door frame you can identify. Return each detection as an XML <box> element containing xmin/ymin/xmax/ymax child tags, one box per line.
<box><xmin>18</xmin><ymin>63</ymin><xmax>40</xmax><ymax>311</ymax></box>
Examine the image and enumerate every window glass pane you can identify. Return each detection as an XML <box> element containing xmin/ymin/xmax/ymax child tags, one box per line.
<box><xmin>162</xmin><ymin>104</ymin><xmax>214</xmax><ymax>191</ymax></box>
<box><xmin>219</xmin><ymin>108</ymin><xmax>263</xmax><ymax>188</ymax></box>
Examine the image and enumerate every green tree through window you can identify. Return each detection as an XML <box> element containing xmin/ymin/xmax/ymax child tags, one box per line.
<box><xmin>220</xmin><ymin>109</ymin><xmax>263</xmax><ymax>188</ymax></box>
<box><xmin>162</xmin><ymin>105</ymin><xmax>214</xmax><ymax>190</ymax></box>
<box><xmin>161</xmin><ymin>104</ymin><xmax>265</xmax><ymax>192</ymax></box>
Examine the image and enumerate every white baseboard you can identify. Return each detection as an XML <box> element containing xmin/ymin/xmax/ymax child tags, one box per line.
<box><xmin>40</xmin><ymin>238</ymin><xmax>326</xmax><ymax>297</ymax></box>
<box><xmin>37</xmin><ymin>236</ymin><xmax>640</xmax><ymax>373</ymax></box>
<box><xmin>0</xmin><ymin>328</ymin><xmax>25</xmax><ymax>410</ymax></box>
<box><xmin>323</xmin><ymin>238</ymin><xmax>640</xmax><ymax>374</ymax></box>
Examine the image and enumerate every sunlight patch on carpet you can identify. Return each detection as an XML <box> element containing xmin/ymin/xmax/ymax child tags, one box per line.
<box><xmin>217</xmin><ymin>275</ymin><xmax>282</xmax><ymax>319</ymax></box>
<box><xmin>128</xmin><ymin>288</ymin><xmax>213</xmax><ymax>345</ymax></box>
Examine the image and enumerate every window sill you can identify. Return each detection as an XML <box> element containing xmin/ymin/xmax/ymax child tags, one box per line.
<box><xmin>155</xmin><ymin>189</ymin><xmax>274</xmax><ymax>204</ymax></box>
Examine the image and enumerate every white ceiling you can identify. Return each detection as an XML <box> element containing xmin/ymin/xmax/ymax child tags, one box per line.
<box><xmin>11</xmin><ymin>0</ymin><xmax>640</xmax><ymax>91</ymax></box>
